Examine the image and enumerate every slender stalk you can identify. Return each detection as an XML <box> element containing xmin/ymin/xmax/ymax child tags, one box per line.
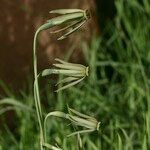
<box><xmin>33</xmin><ymin>22</ymin><xmax>54</xmax><ymax>149</ymax></box>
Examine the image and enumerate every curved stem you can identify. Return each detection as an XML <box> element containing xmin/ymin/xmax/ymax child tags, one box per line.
<box><xmin>33</xmin><ymin>22</ymin><xmax>54</xmax><ymax>149</ymax></box>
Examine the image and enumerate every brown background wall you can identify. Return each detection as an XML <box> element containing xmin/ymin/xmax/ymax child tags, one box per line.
<box><xmin>0</xmin><ymin>0</ymin><xmax>99</xmax><ymax>92</ymax></box>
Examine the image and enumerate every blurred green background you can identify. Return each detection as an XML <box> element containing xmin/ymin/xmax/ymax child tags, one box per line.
<box><xmin>0</xmin><ymin>0</ymin><xmax>150</xmax><ymax>150</ymax></box>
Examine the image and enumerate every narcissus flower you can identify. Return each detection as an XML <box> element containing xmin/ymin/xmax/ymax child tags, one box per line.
<box><xmin>41</xmin><ymin>58</ymin><xmax>89</xmax><ymax>92</ymax></box>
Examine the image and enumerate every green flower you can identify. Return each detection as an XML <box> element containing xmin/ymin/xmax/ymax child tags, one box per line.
<box><xmin>38</xmin><ymin>9</ymin><xmax>91</xmax><ymax>40</ymax></box>
<box><xmin>44</xmin><ymin>107</ymin><xmax>100</xmax><ymax>137</ymax></box>
<box><xmin>67</xmin><ymin>107</ymin><xmax>101</xmax><ymax>137</ymax></box>
<box><xmin>41</xmin><ymin>58</ymin><xmax>89</xmax><ymax>92</ymax></box>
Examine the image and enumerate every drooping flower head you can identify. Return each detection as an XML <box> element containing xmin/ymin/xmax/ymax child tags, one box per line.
<box><xmin>44</xmin><ymin>107</ymin><xmax>101</xmax><ymax>138</ymax></box>
<box><xmin>38</xmin><ymin>9</ymin><xmax>91</xmax><ymax>40</ymax></box>
<box><xmin>41</xmin><ymin>58</ymin><xmax>89</xmax><ymax>92</ymax></box>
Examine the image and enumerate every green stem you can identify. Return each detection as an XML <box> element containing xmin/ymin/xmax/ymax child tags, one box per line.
<box><xmin>33</xmin><ymin>22</ymin><xmax>54</xmax><ymax>149</ymax></box>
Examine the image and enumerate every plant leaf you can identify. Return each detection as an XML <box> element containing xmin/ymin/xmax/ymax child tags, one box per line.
<box><xmin>0</xmin><ymin>106</ymin><xmax>15</xmax><ymax>115</ymax></box>
<box><xmin>0</xmin><ymin>98</ymin><xmax>32</xmax><ymax>111</ymax></box>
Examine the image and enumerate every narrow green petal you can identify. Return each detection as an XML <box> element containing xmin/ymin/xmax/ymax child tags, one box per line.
<box><xmin>53</xmin><ymin>63</ymin><xmax>85</xmax><ymax>71</ymax></box>
<box><xmin>41</xmin><ymin>69</ymin><xmax>83</xmax><ymax>77</ymax></box>
<box><xmin>58</xmin><ymin>20</ymin><xmax>86</xmax><ymax>40</ymax></box>
<box><xmin>56</xmin><ymin>77</ymin><xmax>79</xmax><ymax>86</ymax></box>
<box><xmin>53</xmin><ymin>69</ymin><xmax>83</xmax><ymax>75</ymax></box>
<box><xmin>50</xmin><ymin>19</ymin><xmax>82</xmax><ymax>34</ymax></box>
<box><xmin>69</xmin><ymin>115</ymin><xmax>97</xmax><ymax>129</ymax></box>
<box><xmin>47</xmin><ymin>13</ymin><xmax>84</xmax><ymax>26</ymax></box>
<box><xmin>67</xmin><ymin>129</ymin><xmax>94</xmax><ymax>137</ymax></box>
<box><xmin>56</xmin><ymin>77</ymin><xmax>85</xmax><ymax>92</ymax></box>
<box><xmin>55</xmin><ymin>58</ymin><xmax>86</xmax><ymax>69</ymax></box>
<box><xmin>68</xmin><ymin>107</ymin><xmax>96</xmax><ymax>120</ymax></box>
<box><xmin>50</xmin><ymin>9</ymin><xmax>84</xmax><ymax>14</ymax></box>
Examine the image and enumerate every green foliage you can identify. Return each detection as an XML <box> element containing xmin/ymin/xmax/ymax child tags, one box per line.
<box><xmin>0</xmin><ymin>0</ymin><xmax>150</xmax><ymax>149</ymax></box>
